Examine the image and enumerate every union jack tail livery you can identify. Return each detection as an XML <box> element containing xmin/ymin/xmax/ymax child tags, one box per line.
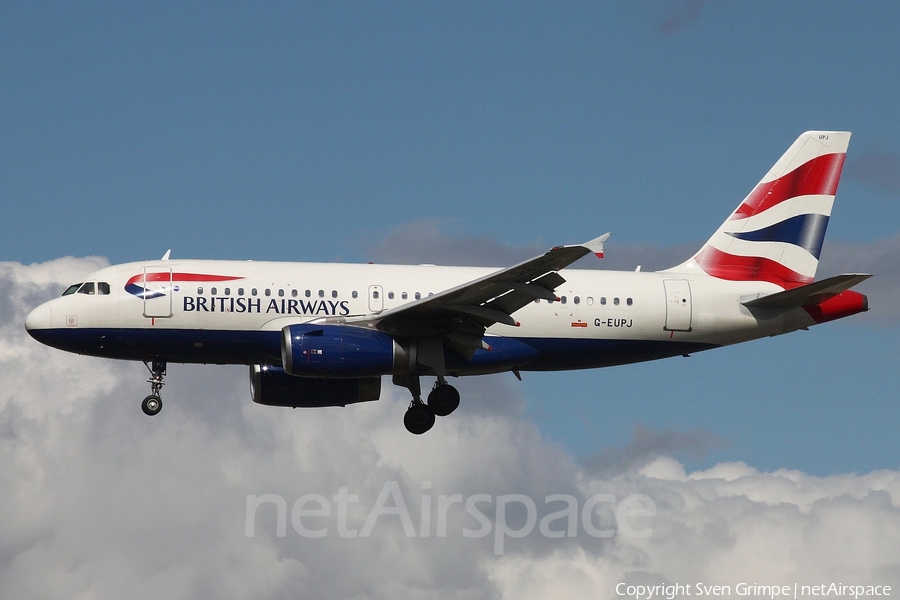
<box><xmin>674</xmin><ymin>131</ymin><xmax>850</xmax><ymax>289</ymax></box>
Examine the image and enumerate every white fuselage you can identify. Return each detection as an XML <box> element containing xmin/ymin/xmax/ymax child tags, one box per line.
<box><xmin>25</xmin><ymin>258</ymin><xmax>810</xmax><ymax>373</ymax></box>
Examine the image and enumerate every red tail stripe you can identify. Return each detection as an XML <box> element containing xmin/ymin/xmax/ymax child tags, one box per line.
<box><xmin>731</xmin><ymin>153</ymin><xmax>845</xmax><ymax>220</ymax></box>
<box><xmin>694</xmin><ymin>247</ymin><xmax>811</xmax><ymax>288</ymax></box>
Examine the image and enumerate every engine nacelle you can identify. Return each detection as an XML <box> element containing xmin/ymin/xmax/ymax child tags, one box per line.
<box><xmin>249</xmin><ymin>365</ymin><xmax>381</xmax><ymax>407</ymax></box>
<box><xmin>281</xmin><ymin>324</ymin><xmax>413</xmax><ymax>377</ymax></box>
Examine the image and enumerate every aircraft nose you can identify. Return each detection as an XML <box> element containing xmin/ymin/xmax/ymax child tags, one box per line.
<box><xmin>25</xmin><ymin>303</ymin><xmax>52</xmax><ymax>333</ymax></box>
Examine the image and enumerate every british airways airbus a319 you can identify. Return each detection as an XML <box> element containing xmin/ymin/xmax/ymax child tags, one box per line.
<box><xmin>25</xmin><ymin>131</ymin><xmax>871</xmax><ymax>434</ymax></box>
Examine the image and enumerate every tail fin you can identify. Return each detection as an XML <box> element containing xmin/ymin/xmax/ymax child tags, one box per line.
<box><xmin>669</xmin><ymin>131</ymin><xmax>851</xmax><ymax>288</ymax></box>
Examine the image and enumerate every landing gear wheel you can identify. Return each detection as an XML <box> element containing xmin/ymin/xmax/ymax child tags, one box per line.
<box><xmin>142</xmin><ymin>394</ymin><xmax>162</xmax><ymax>416</ymax></box>
<box><xmin>142</xmin><ymin>359</ymin><xmax>167</xmax><ymax>416</ymax></box>
<box><xmin>404</xmin><ymin>403</ymin><xmax>435</xmax><ymax>435</ymax></box>
<box><xmin>428</xmin><ymin>384</ymin><xmax>460</xmax><ymax>417</ymax></box>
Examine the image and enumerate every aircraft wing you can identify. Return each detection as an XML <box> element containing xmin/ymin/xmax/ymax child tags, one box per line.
<box><xmin>337</xmin><ymin>233</ymin><xmax>610</xmax><ymax>346</ymax></box>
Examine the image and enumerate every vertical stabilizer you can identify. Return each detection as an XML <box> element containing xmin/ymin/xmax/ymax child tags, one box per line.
<box><xmin>668</xmin><ymin>131</ymin><xmax>851</xmax><ymax>288</ymax></box>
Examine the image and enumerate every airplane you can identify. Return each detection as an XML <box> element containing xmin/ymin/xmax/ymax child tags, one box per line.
<box><xmin>25</xmin><ymin>131</ymin><xmax>871</xmax><ymax>434</ymax></box>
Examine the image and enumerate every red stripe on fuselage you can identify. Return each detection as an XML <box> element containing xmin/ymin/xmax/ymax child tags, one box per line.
<box><xmin>731</xmin><ymin>152</ymin><xmax>845</xmax><ymax>220</ymax></box>
<box><xmin>125</xmin><ymin>273</ymin><xmax>244</xmax><ymax>286</ymax></box>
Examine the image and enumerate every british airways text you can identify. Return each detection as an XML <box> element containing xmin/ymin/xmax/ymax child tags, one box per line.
<box><xmin>183</xmin><ymin>296</ymin><xmax>351</xmax><ymax>316</ymax></box>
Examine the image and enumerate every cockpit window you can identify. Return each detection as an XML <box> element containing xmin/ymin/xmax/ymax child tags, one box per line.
<box><xmin>62</xmin><ymin>283</ymin><xmax>82</xmax><ymax>296</ymax></box>
<box><xmin>98</xmin><ymin>282</ymin><xmax>110</xmax><ymax>295</ymax></box>
<box><xmin>77</xmin><ymin>282</ymin><xmax>95</xmax><ymax>295</ymax></box>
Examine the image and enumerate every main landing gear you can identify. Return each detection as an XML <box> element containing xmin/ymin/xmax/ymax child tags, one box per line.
<box><xmin>141</xmin><ymin>359</ymin><xmax>166</xmax><ymax>416</ymax></box>
<box><xmin>396</xmin><ymin>375</ymin><xmax>460</xmax><ymax>435</ymax></box>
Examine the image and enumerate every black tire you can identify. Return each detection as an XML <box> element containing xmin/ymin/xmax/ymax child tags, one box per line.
<box><xmin>142</xmin><ymin>395</ymin><xmax>162</xmax><ymax>416</ymax></box>
<box><xmin>427</xmin><ymin>384</ymin><xmax>460</xmax><ymax>417</ymax></box>
<box><xmin>403</xmin><ymin>403</ymin><xmax>435</xmax><ymax>435</ymax></box>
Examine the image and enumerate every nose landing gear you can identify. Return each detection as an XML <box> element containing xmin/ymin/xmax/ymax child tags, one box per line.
<box><xmin>142</xmin><ymin>394</ymin><xmax>162</xmax><ymax>416</ymax></box>
<box><xmin>141</xmin><ymin>359</ymin><xmax>166</xmax><ymax>416</ymax></box>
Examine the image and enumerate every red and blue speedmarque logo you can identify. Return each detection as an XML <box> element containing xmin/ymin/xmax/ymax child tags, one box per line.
<box><xmin>125</xmin><ymin>273</ymin><xmax>244</xmax><ymax>300</ymax></box>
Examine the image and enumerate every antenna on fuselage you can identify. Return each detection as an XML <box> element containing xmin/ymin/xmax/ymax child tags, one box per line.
<box><xmin>161</xmin><ymin>249</ymin><xmax>171</xmax><ymax>261</ymax></box>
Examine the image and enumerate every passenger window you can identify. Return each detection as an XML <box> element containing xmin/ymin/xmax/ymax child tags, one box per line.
<box><xmin>318</xmin><ymin>290</ymin><xmax>324</xmax><ymax>298</ymax></box>
<box><xmin>627</xmin><ymin>298</ymin><xmax>633</xmax><ymax>306</ymax></box>
<box><xmin>291</xmin><ymin>289</ymin><xmax>297</xmax><ymax>297</ymax></box>
<box><xmin>305</xmin><ymin>290</ymin><xmax>311</xmax><ymax>298</ymax></box>
<box><xmin>574</xmin><ymin>296</ymin><xmax>580</xmax><ymax>305</ymax></box>
<box><xmin>197</xmin><ymin>287</ymin><xmax>204</xmax><ymax>295</ymax></box>
<box><xmin>278</xmin><ymin>289</ymin><xmax>284</xmax><ymax>297</ymax></box>
<box><xmin>352</xmin><ymin>291</ymin><xmax>358</xmax><ymax>299</ymax></box>
<box><xmin>238</xmin><ymin>288</ymin><xmax>244</xmax><ymax>296</ymax></box>
<box><xmin>62</xmin><ymin>283</ymin><xmax>82</xmax><ymax>296</ymax></box>
<box><xmin>415</xmin><ymin>292</ymin><xmax>421</xmax><ymax>300</ymax></box>
<box><xmin>388</xmin><ymin>291</ymin><xmax>395</xmax><ymax>300</ymax></box>
<box><xmin>402</xmin><ymin>292</ymin><xmax>408</xmax><ymax>300</ymax></box>
<box><xmin>373</xmin><ymin>290</ymin><xmax>380</xmax><ymax>299</ymax></box>
<box><xmin>332</xmin><ymin>290</ymin><xmax>338</xmax><ymax>298</ymax></box>
<box><xmin>265</xmin><ymin>289</ymin><xmax>271</xmax><ymax>297</ymax></box>
<box><xmin>614</xmin><ymin>297</ymin><xmax>620</xmax><ymax>306</ymax></box>
<box><xmin>587</xmin><ymin>297</ymin><xmax>594</xmax><ymax>305</ymax></box>
<box><xmin>600</xmin><ymin>297</ymin><xmax>607</xmax><ymax>305</ymax></box>
<box><xmin>97</xmin><ymin>282</ymin><xmax>110</xmax><ymax>295</ymax></box>
<box><xmin>560</xmin><ymin>296</ymin><xmax>567</xmax><ymax>304</ymax></box>
<box><xmin>211</xmin><ymin>287</ymin><xmax>217</xmax><ymax>295</ymax></box>
<box><xmin>78</xmin><ymin>282</ymin><xmax>95</xmax><ymax>295</ymax></box>
<box><xmin>251</xmin><ymin>288</ymin><xmax>257</xmax><ymax>296</ymax></box>
<box><xmin>224</xmin><ymin>288</ymin><xmax>231</xmax><ymax>296</ymax></box>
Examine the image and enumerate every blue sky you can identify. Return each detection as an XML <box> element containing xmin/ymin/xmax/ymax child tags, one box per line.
<box><xmin>4</xmin><ymin>1</ymin><xmax>899</xmax><ymax>478</ymax></box>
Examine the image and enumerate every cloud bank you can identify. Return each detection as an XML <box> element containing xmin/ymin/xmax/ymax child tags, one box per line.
<box><xmin>2</xmin><ymin>258</ymin><xmax>898</xmax><ymax>598</ymax></box>
<box><xmin>845</xmin><ymin>150</ymin><xmax>900</xmax><ymax>198</ymax></box>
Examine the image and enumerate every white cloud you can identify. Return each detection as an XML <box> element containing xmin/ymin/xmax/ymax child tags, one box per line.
<box><xmin>2</xmin><ymin>258</ymin><xmax>899</xmax><ymax>599</ymax></box>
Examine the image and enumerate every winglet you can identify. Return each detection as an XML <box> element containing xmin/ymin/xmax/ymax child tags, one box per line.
<box><xmin>161</xmin><ymin>249</ymin><xmax>172</xmax><ymax>261</ymax></box>
<box><xmin>583</xmin><ymin>233</ymin><xmax>611</xmax><ymax>258</ymax></box>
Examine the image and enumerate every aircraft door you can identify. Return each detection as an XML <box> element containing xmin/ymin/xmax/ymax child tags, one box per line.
<box><xmin>663</xmin><ymin>279</ymin><xmax>692</xmax><ymax>332</ymax></box>
<box><xmin>142</xmin><ymin>267</ymin><xmax>174</xmax><ymax>318</ymax></box>
<box><xmin>368</xmin><ymin>285</ymin><xmax>384</xmax><ymax>313</ymax></box>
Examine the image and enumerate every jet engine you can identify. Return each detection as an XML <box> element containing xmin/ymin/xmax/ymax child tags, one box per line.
<box><xmin>281</xmin><ymin>324</ymin><xmax>414</xmax><ymax>377</ymax></box>
<box><xmin>249</xmin><ymin>365</ymin><xmax>381</xmax><ymax>407</ymax></box>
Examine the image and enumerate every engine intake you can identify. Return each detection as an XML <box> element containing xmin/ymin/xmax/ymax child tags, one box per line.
<box><xmin>281</xmin><ymin>324</ymin><xmax>413</xmax><ymax>377</ymax></box>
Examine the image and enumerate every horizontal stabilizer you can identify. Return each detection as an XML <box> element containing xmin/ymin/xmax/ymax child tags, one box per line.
<box><xmin>742</xmin><ymin>273</ymin><xmax>872</xmax><ymax>309</ymax></box>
